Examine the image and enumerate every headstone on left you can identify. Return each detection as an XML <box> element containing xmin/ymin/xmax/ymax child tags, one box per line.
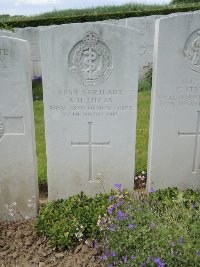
<box><xmin>0</xmin><ymin>37</ymin><xmax>38</xmax><ymax>220</ymax></box>
<box><xmin>147</xmin><ymin>13</ymin><xmax>200</xmax><ymax>191</ymax></box>
<box><xmin>40</xmin><ymin>23</ymin><xmax>139</xmax><ymax>200</ymax></box>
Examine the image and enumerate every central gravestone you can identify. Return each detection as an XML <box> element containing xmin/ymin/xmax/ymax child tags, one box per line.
<box><xmin>40</xmin><ymin>23</ymin><xmax>139</xmax><ymax>200</ymax></box>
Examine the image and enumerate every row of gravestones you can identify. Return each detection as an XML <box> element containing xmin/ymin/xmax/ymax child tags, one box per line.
<box><xmin>0</xmin><ymin>15</ymin><xmax>165</xmax><ymax>79</ymax></box>
<box><xmin>0</xmin><ymin>12</ymin><xmax>200</xmax><ymax>220</ymax></box>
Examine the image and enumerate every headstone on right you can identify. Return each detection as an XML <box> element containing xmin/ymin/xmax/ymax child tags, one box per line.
<box><xmin>0</xmin><ymin>36</ymin><xmax>38</xmax><ymax>220</ymax></box>
<box><xmin>147</xmin><ymin>13</ymin><xmax>200</xmax><ymax>191</ymax></box>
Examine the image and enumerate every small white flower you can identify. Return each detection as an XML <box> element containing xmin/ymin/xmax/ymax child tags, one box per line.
<box><xmin>12</xmin><ymin>202</ymin><xmax>17</xmax><ymax>207</ymax></box>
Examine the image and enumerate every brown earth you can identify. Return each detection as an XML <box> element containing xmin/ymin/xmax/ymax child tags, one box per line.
<box><xmin>0</xmin><ymin>174</ymin><xmax>146</xmax><ymax>267</ymax></box>
<box><xmin>0</xmin><ymin>192</ymin><xmax>104</xmax><ymax>267</ymax></box>
<box><xmin>0</xmin><ymin>219</ymin><xmax>104</xmax><ymax>267</ymax></box>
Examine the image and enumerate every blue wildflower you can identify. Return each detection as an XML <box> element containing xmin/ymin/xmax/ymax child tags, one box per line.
<box><xmin>149</xmin><ymin>188</ymin><xmax>155</xmax><ymax>193</ymax></box>
<box><xmin>117</xmin><ymin>210</ymin><xmax>127</xmax><ymax>221</ymax></box>
<box><xmin>110</xmin><ymin>251</ymin><xmax>116</xmax><ymax>257</ymax></box>
<box><xmin>109</xmin><ymin>195</ymin><xmax>115</xmax><ymax>202</ymax></box>
<box><xmin>131</xmin><ymin>255</ymin><xmax>137</xmax><ymax>259</ymax></box>
<box><xmin>122</xmin><ymin>256</ymin><xmax>127</xmax><ymax>263</ymax></box>
<box><xmin>177</xmin><ymin>237</ymin><xmax>184</xmax><ymax>244</ymax></box>
<box><xmin>100</xmin><ymin>255</ymin><xmax>107</xmax><ymax>262</ymax></box>
<box><xmin>128</xmin><ymin>224</ymin><xmax>135</xmax><ymax>229</ymax></box>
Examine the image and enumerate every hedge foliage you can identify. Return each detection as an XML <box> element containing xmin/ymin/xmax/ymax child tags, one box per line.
<box><xmin>1</xmin><ymin>5</ymin><xmax>200</xmax><ymax>28</ymax></box>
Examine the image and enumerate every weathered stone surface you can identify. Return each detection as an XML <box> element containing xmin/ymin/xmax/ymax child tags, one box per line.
<box><xmin>0</xmin><ymin>37</ymin><xmax>38</xmax><ymax>220</ymax></box>
<box><xmin>147</xmin><ymin>13</ymin><xmax>200</xmax><ymax>191</ymax></box>
<box><xmin>40</xmin><ymin>23</ymin><xmax>139</xmax><ymax>200</ymax></box>
<box><xmin>15</xmin><ymin>27</ymin><xmax>44</xmax><ymax>78</ymax></box>
<box><xmin>0</xmin><ymin>30</ymin><xmax>16</xmax><ymax>38</ymax></box>
<box><xmin>102</xmin><ymin>16</ymin><xmax>163</xmax><ymax>79</ymax></box>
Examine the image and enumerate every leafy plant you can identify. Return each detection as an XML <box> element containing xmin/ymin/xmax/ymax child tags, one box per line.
<box><xmin>98</xmin><ymin>186</ymin><xmax>200</xmax><ymax>267</ymax></box>
<box><xmin>32</xmin><ymin>75</ymin><xmax>43</xmax><ymax>101</ymax></box>
<box><xmin>35</xmin><ymin>191</ymin><xmax>116</xmax><ymax>249</ymax></box>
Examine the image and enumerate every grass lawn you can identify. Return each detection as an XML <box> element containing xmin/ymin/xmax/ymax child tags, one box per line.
<box><xmin>33</xmin><ymin>90</ymin><xmax>151</xmax><ymax>186</ymax></box>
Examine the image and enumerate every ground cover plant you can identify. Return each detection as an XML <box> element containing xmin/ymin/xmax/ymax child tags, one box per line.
<box><xmin>98</xmin><ymin>186</ymin><xmax>200</xmax><ymax>266</ymax></box>
<box><xmin>35</xmin><ymin>185</ymin><xmax>200</xmax><ymax>266</ymax></box>
<box><xmin>35</xmin><ymin>191</ymin><xmax>119</xmax><ymax>249</ymax></box>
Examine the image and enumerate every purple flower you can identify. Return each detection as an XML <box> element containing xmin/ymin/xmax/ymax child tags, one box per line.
<box><xmin>109</xmin><ymin>195</ymin><xmax>115</xmax><ymax>202</ymax></box>
<box><xmin>169</xmin><ymin>241</ymin><xmax>175</xmax><ymax>247</ymax></box>
<box><xmin>110</xmin><ymin>251</ymin><xmax>116</xmax><ymax>257</ymax></box>
<box><xmin>122</xmin><ymin>256</ymin><xmax>127</xmax><ymax>263</ymax></box>
<box><xmin>32</xmin><ymin>74</ymin><xmax>42</xmax><ymax>83</ymax></box>
<box><xmin>108</xmin><ymin>265</ymin><xmax>113</xmax><ymax>267</ymax></box>
<box><xmin>150</xmin><ymin>222</ymin><xmax>156</xmax><ymax>229</ymax></box>
<box><xmin>108</xmin><ymin>224</ymin><xmax>116</xmax><ymax>231</ymax></box>
<box><xmin>119</xmin><ymin>200</ymin><xmax>124</xmax><ymax>205</ymax></box>
<box><xmin>196</xmin><ymin>251</ymin><xmax>200</xmax><ymax>257</ymax></box>
<box><xmin>131</xmin><ymin>255</ymin><xmax>137</xmax><ymax>259</ymax></box>
<box><xmin>114</xmin><ymin>183</ymin><xmax>123</xmax><ymax>193</ymax></box>
<box><xmin>193</xmin><ymin>202</ymin><xmax>199</xmax><ymax>208</ymax></box>
<box><xmin>177</xmin><ymin>237</ymin><xmax>184</xmax><ymax>244</ymax></box>
<box><xmin>128</xmin><ymin>224</ymin><xmax>135</xmax><ymax>229</ymax></box>
<box><xmin>93</xmin><ymin>240</ymin><xmax>98</xmax><ymax>250</ymax></box>
<box><xmin>135</xmin><ymin>207</ymin><xmax>142</xmax><ymax>211</ymax></box>
<box><xmin>154</xmin><ymin>258</ymin><xmax>162</xmax><ymax>265</ymax></box>
<box><xmin>100</xmin><ymin>255</ymin><xmax>107</xmax><ymax>262</ymax></box>
<box><xmin>173</xmin><ymin>251</ymin><xmax>177</xmax><ymax>256</ymax></box>
<box><xmin>140</xmin><ymin>263</ymin><xmax>146</xmax><ymax>267</ymax></box>
<box><xmin>117</xmin><ymin>210</ymin><xmax>127</xmax><ymax>221</ymax></box>
<box><xmin>108</xmin><ymin>205</ymin><xmax>114</xmax><ymax>215</ymax></box>
<box><xmin>149</xmin><ymin>188</ymin><xmax>155</xmax><ymax>193</ymax></box>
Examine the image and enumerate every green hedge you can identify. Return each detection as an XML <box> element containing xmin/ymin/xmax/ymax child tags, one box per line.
<box><xmin>1</xmin><ymin>5</ymin><xmax>200</xmax><ymax>28</ymax></box>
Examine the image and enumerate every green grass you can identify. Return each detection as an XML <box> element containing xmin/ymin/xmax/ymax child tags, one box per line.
<box><xmin>33</xmin><ymin>100</ymin><xmax>47</xmax><ymax>185</ymax></box>
<box><xmin>33</xmin><ymin>88</ymin><xmax>151</xmax><ymax>186</ymax></box>
<box><xmin>135</xmin><ymin>90</ymin><xmax>151</xmax><ymax>174</ymax></box>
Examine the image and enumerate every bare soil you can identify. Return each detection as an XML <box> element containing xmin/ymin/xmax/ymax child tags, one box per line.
<box><xmin>0</xmin><ymin>193</ymin><xmax>103</xmax><ymax>267</ymax></box>
<box><xmin>0</xmin><ymin>174</ymin><xmax>146</xmax><ymax>267</ymax></box>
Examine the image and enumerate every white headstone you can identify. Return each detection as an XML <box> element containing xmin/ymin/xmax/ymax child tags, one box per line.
<box><xmin>126</xmin><ymin>15</ymin><xmax>163</xmax><ymax>79</ymax></box>
<box><xmin>15</xmin><ymin>27</ymin><xmax>43</xmax><ymax>78</ymax></box>
<box><xmin>0</xmin><ymin>37</ymin><xmax>38</xmax><ymax>220</ymax></box>
<box><xmin>102</xmin><ymin>16</ymin><xmax>163</xmax><ymax>79</ymax></box>
<box><xmin>0</xmin><ymin>30</ymin><xmax>16</xmax><ymax>38</ymax></box>
<box><xmin>147</xmin><ymin>13</ymin><xmax>200</xmax><ymax>191</ymax></box>
<box><xmin>40</xmin><ymin>23</ymin><xmax>139</xmax><ymax>200</ymax></box>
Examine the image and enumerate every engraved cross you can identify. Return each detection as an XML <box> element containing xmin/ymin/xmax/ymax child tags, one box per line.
<box><xmin>178</xmin><ymin>111</ymin><xmax>200</xmax><ymax>173</ymax></box>
<box><xmin>0</xmin><ymin>114</ymin><xmax>24</xmax><ymax>140</ymax></box>
<box><xmin>71</xmin><ymin>122</ymin><xmax>110</xmax><ymax>181</ymax></box>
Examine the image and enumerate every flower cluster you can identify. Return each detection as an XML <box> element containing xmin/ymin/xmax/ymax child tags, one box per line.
<box><xmin>32</xmin><ymin>74</ymin><xmax>42</xmax><ymax>83</ymax></box>
<box><xmin>75</xmin><ymin>223</ymin><xmax>84</xmax><ymax>242</ymax></box>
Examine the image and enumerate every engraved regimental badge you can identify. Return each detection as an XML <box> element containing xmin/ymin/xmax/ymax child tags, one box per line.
<box><xmin>68</xmin><ymin>30</ymin><xmax>113</xmax><ymax>86</ymax></box>
<box><xmin>184</xmin><ymin>29</ymin><xmax>200</xmax><ymax>73</ymax></box>
<box><xmin>0</xmin><ymin>114</ymin><xmax>4</xmax><ymax>140</ymax></box>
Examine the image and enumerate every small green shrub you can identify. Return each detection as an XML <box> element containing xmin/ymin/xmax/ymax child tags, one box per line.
<box><xmin>32</xmin><ymin>75</ymin><xmax>43</xmax><ymax>101</ymax></box>
<box><xmin>138</xmin><ymin>63</ymin><xmax>152</xmax><ymax>92</ymax></box>
<box><xmin>171</xmin><ymin>0</ymin><xmax>200</xmax><ymax>4</ymax></box>
<box><xmin>35</xmin><ymin>191</ymin><xmax>120</xmax><ymax>249</ymax></box>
